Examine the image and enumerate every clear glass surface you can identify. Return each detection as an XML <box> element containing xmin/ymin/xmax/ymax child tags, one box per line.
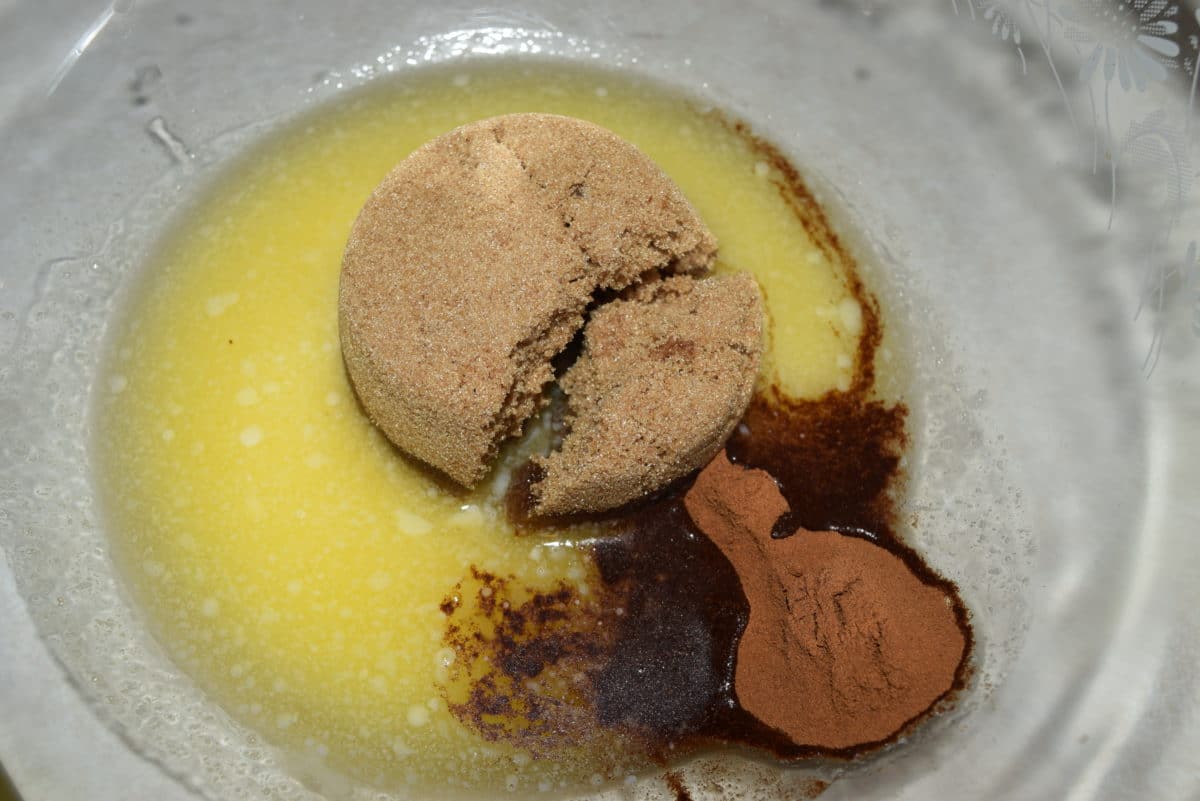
<box><xmin>0</xmin><ymin>1</ymin><xmax>1197</xmax><ymax>800</ymax></box>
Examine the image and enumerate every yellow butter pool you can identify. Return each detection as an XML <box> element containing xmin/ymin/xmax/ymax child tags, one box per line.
<box><xmin>95</xmin><ymin>61</ymin><xmax>864</xmax><ymax>794</ymax></box>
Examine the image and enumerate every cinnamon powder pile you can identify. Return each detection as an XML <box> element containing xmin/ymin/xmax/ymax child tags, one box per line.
<box><xmin>684</xmin><ymin>451</ymin><xmax>967</xmax><ymax>750</ymax></box>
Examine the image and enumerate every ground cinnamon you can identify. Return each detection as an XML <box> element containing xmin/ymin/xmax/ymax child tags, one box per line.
<box><xmin>683</xmin><ymin>450</ymin><xmax>967</xmax><ymax>750</ymax></box>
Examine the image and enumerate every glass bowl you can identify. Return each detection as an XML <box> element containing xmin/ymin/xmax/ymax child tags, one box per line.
<box><xmin>1</xmin><ymin>1</ymin><xmax>1197</xmax><ymax>800</ymax></box>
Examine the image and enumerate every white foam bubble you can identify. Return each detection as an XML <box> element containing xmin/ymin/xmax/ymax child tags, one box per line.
<box><xmin>406</xmin><ymin>704</ymin><xmax>430</xmax><ymax>727</ymax></box>
<box><xmin>838</xmin><ymin>297</ymin><xmax>863</xmax><ymax>336</ymax></box>
<box><xmin>205</xmin><ymin>292</ymin><xmax>240</xmax><ymax>317</ymax></box>
<box><xmin>239</xmin><ymin>425</ymin><xmax>263</xmax><ymax>447</ymax></box>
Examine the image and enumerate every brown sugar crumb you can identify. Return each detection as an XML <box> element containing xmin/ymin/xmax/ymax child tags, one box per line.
<box><xmin>339</xmin><ymin>113</ymin><xmax>717</xmax><ymax>486</ymax></box>
<box><xmin>531</xmin><ymin>274</ymin><xmax>762</xmax><ymax>516</ymax></box>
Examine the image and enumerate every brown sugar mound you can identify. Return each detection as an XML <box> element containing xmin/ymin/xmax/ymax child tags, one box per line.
<box><xmin>684</xmin><ymin>451</ymin><xmax>968</xmax><ymax>750</ymax></box>
<box><xmin>339</xmin><ymin>114</ymin><xmax>717</xmax><ymax>485</ymax></box>
<box><xmin>531</xmin><ymin>275</ymin><xmax>762</xmax><ymax>516</ymax></box>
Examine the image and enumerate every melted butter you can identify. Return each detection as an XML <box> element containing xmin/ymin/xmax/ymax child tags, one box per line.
<box><xmin>95</xmin><ymin>61</ymin><xmax>861</xmax><ymax>795</ymax></box>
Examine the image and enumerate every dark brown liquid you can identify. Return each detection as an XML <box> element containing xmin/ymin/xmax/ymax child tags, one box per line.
<box><xmin>586</xmin><ymin>492</ymin><xmax>799</xmax><ymax>759</ymax></box>
<box><xmin>436</xmin><ymin>113</ymin><xmax>974</xmax><ymax>766</ymax></box>
<box><xmin>729</xmin><ymin>389</ymin><xmax>907</xmax><ymax>541</ymax></box>
<box><xmin>443</xmin><ymin>384</ymin><xmax>971</xmax><ymax>763</ymax></box>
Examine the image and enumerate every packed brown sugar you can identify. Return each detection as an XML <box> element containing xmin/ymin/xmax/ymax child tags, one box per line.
<box><xmin>338</xmin><ymin>113</ymin><xmax>739</xmax><ymax>503</ymax></box>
